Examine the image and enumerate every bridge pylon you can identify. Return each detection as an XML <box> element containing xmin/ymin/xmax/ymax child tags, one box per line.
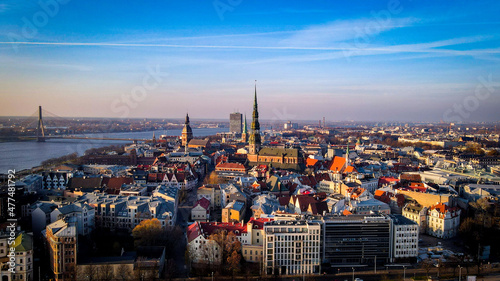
<box><xmin>36</xmin><ymin>106</ymin><xmax>45</xmax><ymax>142</ymax></box>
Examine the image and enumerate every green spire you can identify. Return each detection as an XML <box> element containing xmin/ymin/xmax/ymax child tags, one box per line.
<box><xmin>243</xmin><ymin>113</ymin><xmax>247</xmax><ymax>134</ymax></box>
<box><xmin>249</xmin><ymin>80</ymin><xmax>261</xmax><ymax>147</ymax></box>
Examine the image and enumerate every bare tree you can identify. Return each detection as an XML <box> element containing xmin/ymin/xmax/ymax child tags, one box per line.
<box><xmin>116</xmin><ymin>264</ymin><xmax>132</xmax><ymax>281</ymax></box>
<box><xmin>77</xmin><ymin>264</ymin><xmax>98</xmax><ymax>281</ymax></box>
<box><xmin>421</xmin><ymin>259</ymin><xmax>434</xmax><ymax>277</ymax></box>
<box><xmin>98</xmin><ymin>264</ymin><xmax>114</xmax><ymax>281</ymax></box>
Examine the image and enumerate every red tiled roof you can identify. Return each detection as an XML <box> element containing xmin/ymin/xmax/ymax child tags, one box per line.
<box><xmin>378</xmin><ymin>177</ymin><xmax>400</xmax><ymax>187</ymax></box>
<box><xmin>103</xmin><ymin>177</ymin><xmax>134</xmax><ymax>189</ymax></box>
<box><xmin>314</xmin><ymin>173</ymin><xmax>330</xmax><ymax>182</ymax></box>
<box><xmin>345</xmin><ymin>166</ymin><xmax>357</xmax><ymax>173</ymax></box>
<box><xmin>328</xmin><ymin>156</ymin><xmax>346</xmax><ymax>172</ymax></box>
<box><xmin>278</xmin><ymin>196</ymin><xmax>291</xmax><ymax>206</ymax></box>
<box><xmin>408</xmin><ymin>182</ymin><xmax>427</xmax><ymax>192</ymax></box>
<box><xmin>293</xmin><ymin>195</ymin><xmax>319</xmax><ymax>212</ymax></box>
<box><xmin>216</xmin><ymin>162</ymin><xmax>246</xmax><ymax>170</ymax></box>
<box><xmin>248</xmin><ymin>217</ymin><xmax>273</xmax><ymax>229</ymax></box>
<box><xmin>309</xmin><ymin>201</ymin><xmax>329</xmax><ymax>215</ymax></box>
<box><xmin>306</xmin><ymin>158</ymin><xmax>319</xmax><ymax>167</ymax></box>
<box><xmin>187</xmin><ymin>222</ymin><xmax>202</xmax><ymax>243</ymax></box>
<box><xmin>199</xmin><ymin>222</ymin><xmax>247</xmax><ymax>237</ymax></box>
<box><xmin>395</xmin><ymin>194</ymin><xmax>405</xmax><ymax>207</ymax></box>
<box><xmin>297</xmin><ymin>175</ymin><xmax>318</xmax><ymax>187</ymax></box>
<box><xmin>194</xmin><ymin>197</ymin><xmax>211</xmax><ymax>210</ymax></box>
<box><xmin>351</xmin><ymin>188</ymin><xmax>365</xmax><ymax>199</ymax></box>
<box><xmin>343</xmin><ymin>209</ymin><xmax>352</xmax><ymax>216</ymax></box>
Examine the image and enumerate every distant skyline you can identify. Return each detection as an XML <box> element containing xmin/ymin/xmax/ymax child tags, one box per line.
<box><xmin>1</xmin><ymin>0</ymin><xmax>500</xmax><ymax>122</ymax></box>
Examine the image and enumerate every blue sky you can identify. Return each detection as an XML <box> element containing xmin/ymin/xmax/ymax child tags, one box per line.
<box><xmin>1</xmin><ymin>0</ymin><xmax>499</xmax><ymax>122</ymax></box>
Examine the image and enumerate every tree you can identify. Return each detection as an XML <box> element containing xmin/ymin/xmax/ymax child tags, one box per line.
<box><xmin>421</xmin><ymin>259</ymin><xmax>434</xmax><ymax>277</ymax></box>
<box><xmin>208</xmin><ymin>230</ymin><xmax>242</xmax><ymax>274</ymax></box>
<box><xmin>227</xmin><ymin>249</ymin><xmax>241</xmax><ymax>273</ymax></box>
<box><xmin>78</xmin><ymin>264</ymin><xmax>98</xmax><ymax>281</ymax></box>
<box><xmin>203</xmin><ymin>171</ymin><xmax>227</xmax><ymax>184</ymax></box>
<box><xmin>116</xmin><ymin>264</ymin><xmax>132</xmax><ymax>281</ymax></box>
<box><xmin>132</xmin><ymin>218</ymin><xmax>163</xmax><ymax>247</ymax></box>
<box><xmin>98</xmin><ymin>264</ymin><xmax>114</xmax><ymax>281</ymax></box>
<box><xmin>486</xmin><ymin>149</ymin><xmax>499</xmax><ymax>156</ymax></box>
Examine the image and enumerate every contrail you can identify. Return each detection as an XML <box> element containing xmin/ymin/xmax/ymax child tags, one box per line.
<box><xmin>0</xmin><ymin>41</ymin><xmax>350</xmax><ymax>51</ymax></box>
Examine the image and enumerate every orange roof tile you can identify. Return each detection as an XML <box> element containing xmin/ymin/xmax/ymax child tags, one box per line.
<box><xmin>306</xmin><ymin>158</ymin><xmax>319</xmax><ymax>167</ymax></box>
<box><xmin>328</xmin><ymin>156</ymin><xmax>346</xmax><ymax>172</ymax></box>
<box><xmin>345</xmin><ymin>165</ymin><xmax>357</xmax><ymax>173</ymax></box>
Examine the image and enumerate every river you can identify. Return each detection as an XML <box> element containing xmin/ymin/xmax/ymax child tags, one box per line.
<box><xmin>0</xmin><ymin>128</ymin><xmax>227</xmax><ymax>172</ymax></box>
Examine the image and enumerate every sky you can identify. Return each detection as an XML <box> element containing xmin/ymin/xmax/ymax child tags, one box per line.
<box><xmin>0</xmin><ymin>0</ymin><xmax>500</xmax><ymax>122</ymax></box>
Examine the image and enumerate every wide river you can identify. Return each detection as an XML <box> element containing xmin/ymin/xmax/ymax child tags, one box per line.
<box><xmin>0</xmin><ymin>128</ymin><xmax>227</xmax><ymax>173</ymax></box>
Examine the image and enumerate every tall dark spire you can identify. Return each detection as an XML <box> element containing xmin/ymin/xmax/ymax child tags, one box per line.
<box><xmin>249</xmin><ymin>80</ymin><xmax>261</xmax><ymax>154</ymax></box>
<box><xmin>182</xmin><ymin>113</ymin><xmax>193</xmax><ymax>147</ymax></box>
<box><xmin>241</xmin><ymin>113</ymin><xmax>248</xmax><ymax>143</ymax></box>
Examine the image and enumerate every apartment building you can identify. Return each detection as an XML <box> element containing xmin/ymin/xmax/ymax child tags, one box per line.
<box><xmin>264</xmin><ymin>220</ymin><xmax>321</xmax><ymax>275</ymax></box>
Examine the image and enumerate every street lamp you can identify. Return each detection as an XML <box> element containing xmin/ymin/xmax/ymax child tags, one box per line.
<box><xmin>458</xmin><ymin>265</ymin><xmax>462</xmax><ymax>281</ymax></box>
<box><xmin>352</xmin><ymin>267</ymin><xmax>355</xmax><ymax>281</ymax></box>
<box><xmin>211</xmin><ymin>272</ymin><xmax>214</xmax><ymax>281</ymax></box>
<box><xmin>403</xmin><ymin>266</ymin><xmax>406</xmax><ymax>281</ymax></box>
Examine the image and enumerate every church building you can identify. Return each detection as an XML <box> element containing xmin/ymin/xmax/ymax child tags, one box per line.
<box><xmin>246</xmin><ymin>82</ymin><xmax>303</xmax><ymax>171</ymax></box>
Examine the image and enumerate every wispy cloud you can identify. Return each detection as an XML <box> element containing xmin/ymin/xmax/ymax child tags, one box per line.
<box><xmin>280</xmin><ymin>17</ymin><xmax>418</xmax><ymax>47</ymax></box>
<box><xmin>0</xmin><ymin>4</ymin><xmax>9</xmax><ymax>13</ymax></box>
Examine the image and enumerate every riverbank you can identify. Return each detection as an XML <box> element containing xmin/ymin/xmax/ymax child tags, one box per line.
<box><xmin>0</xmin><ymin>128</ymin><xmax>227</xmax><ymax>172</ymax></box>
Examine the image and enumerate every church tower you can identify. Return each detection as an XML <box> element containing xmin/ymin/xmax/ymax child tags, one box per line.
<box><xmin>241</xmin><ymin>113</ymin><xmax>248</xmax><ymax>143</ymax></box>
<box><xmin>249</xmin><ymin>81</ymin><xmax>261</xmax><ymax>154</ymax></box>
<box><xmin>181</xmin><ymin>113</ymin><xmax>193</xmax><ymax>147</ymax></box>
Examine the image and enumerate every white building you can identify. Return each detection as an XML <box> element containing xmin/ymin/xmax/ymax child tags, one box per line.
<box><xmin>31</xmin><ymin>202</ymin><xmax>59</xmax><ymax>237</ymax></box>
<box><xmin>264</xmin><ymin>220</ymin><xmax>321</xmax><ymax>275</ymax></box>
<box><xmin>77</xmin><ymin>193</ymin><xmax>176</xmax><ymax>229</ymax></box>
<box><xmin>427</xmin><ymin>203</ymin><xmax>461</xmax><ymax>239</ymax></box>
<box><xmin>50</xmin><ymin>203</ymin><xmax>95</xmax><ymax>236</ymax></box>
<box><xmin>191</xmin><ymin>197</ymin><xmax>210</xmax><ymax>221</ymax></box>
<box><xmin>390</xmin><ymin>215</ymin><xmax>419</xmax><ymax>260</ymax></box>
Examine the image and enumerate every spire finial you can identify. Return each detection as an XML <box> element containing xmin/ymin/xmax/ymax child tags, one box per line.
<box><xmin>254</xmin><ymin>80</ymin><xmax>258</xmax><ymax>110</ymax></box>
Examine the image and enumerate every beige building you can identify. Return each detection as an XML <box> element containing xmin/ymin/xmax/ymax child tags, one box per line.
<box><xmin>402</xmin><ymin>203</ymin><xmax>428</xmax><ymax>233</ymax></box>
<box><xmin>45</xmin><ymin>218</ymin><xmax>78</xmax><ymax>281</ymax></box>
<box><xmin>0</xmin><ymin>232</ymin><xmax>34</xmax><ymax>281</ymax></box>
<box><xmin>264</xmin><ymin>220</ymin><xmax>321</xmax><ymax>275</ymax></box>
<box><xmin>197</xmin><ymin>184</ymin><xmax>222</xmax><ymax>210</ymax></box>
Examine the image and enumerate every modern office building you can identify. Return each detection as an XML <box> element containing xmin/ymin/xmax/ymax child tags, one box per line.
<box><xmin>229</xmin><ymin>112</ymin><xmax>242</xmax><ymax>134</ymax></box>
<box><xmin>321</xmin><ymin>215</ymin><xmax>392</xmax><ymax>266</ymax></box>
<box><xmin>390</xmin><ymin>214</ymin><xmax>419</xmax><ymax>260</ymax></box>
<box><xmin>264</xmin><ymin>220</ymin><xmax>321</xmax><ymax>275</ymax></box>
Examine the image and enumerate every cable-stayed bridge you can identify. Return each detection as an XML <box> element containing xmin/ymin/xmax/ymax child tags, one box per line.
<box><xmin>2</xmin><ymin>106</ymin><xmax>151</xmax><ymax>143</ymax></box>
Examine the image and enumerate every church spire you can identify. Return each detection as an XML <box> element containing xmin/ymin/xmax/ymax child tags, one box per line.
<box><xmin>241</xmin><ymin>113</ymin><xmax>248</xmax><ymax>143</ymax></box>
<box><xmin>249</xmin><ymin>80</ymin><xmax>261</xmax><ymax>154</ymax></box>
<box><xmin>181</xmin><ymin>113</ymin><xmax>193</xmax><ymax>147</ymax></box>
